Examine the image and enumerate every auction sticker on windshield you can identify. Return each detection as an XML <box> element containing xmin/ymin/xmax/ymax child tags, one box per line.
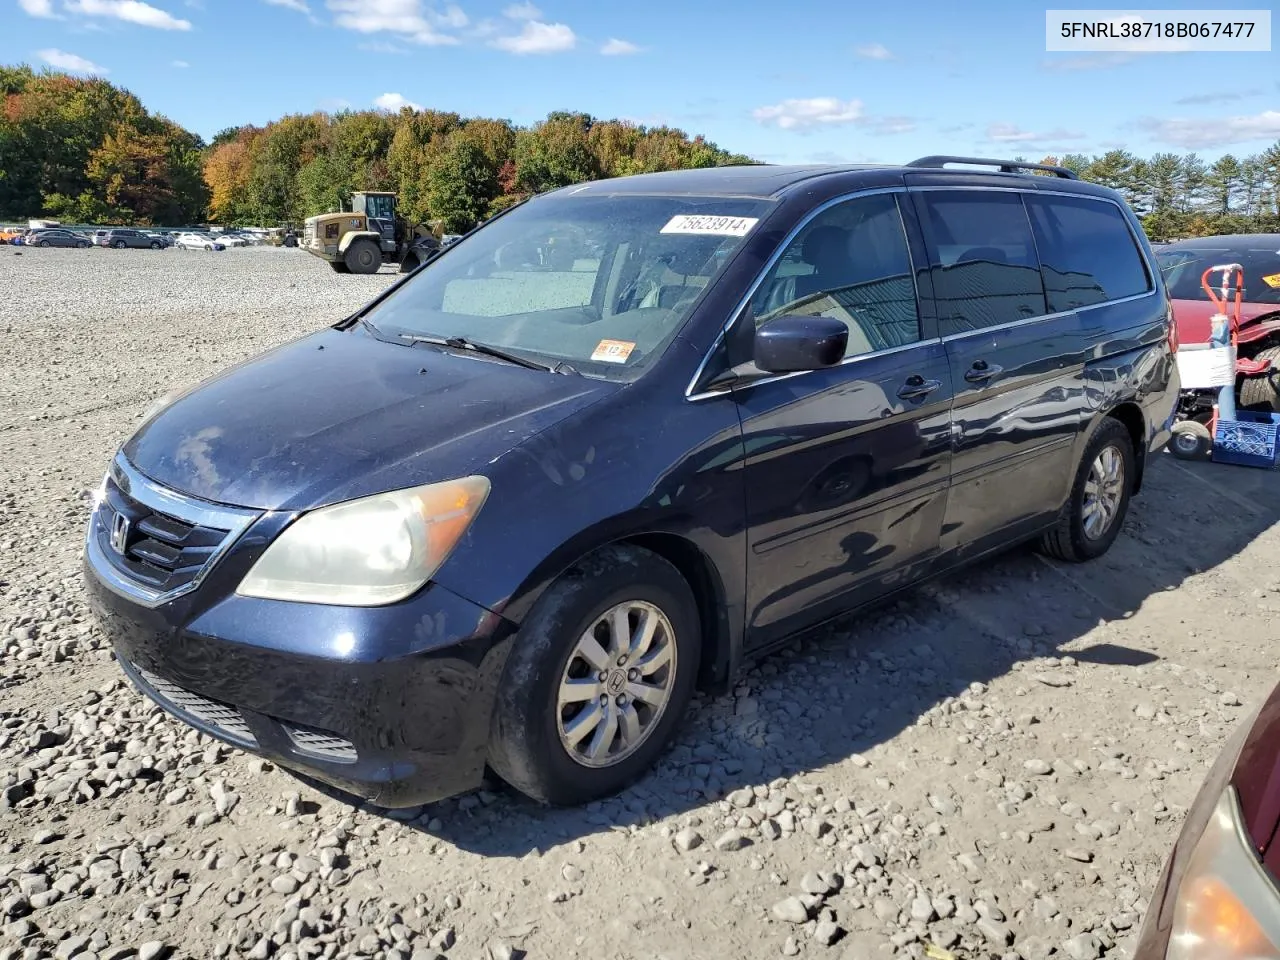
<box><xmin>1262</xmin><ymin>272</ymin><xmax>1280</xmax><ymax>289</ymax></box>
<box><xmin>660</xmin><ymin>215</ymin><xmax>759</xmax><ymax>237</ymax></box>
<box><xmin>591</xmin><ymin>339</ymin><xmax>636</xmax><ymax>363</ymax></box>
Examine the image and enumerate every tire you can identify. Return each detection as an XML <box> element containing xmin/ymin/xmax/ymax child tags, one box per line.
<box><xmin>343</xmin><ymin>238</ymin><xmax>381</xmax><ymax>274</ymax></box>
<box><xmin>150</xmin><ymin>241</ymin><xmax>161</xmax><ymax>249</ymax></box>
<box><xmin>329</xmin><ymin>261</ymin><xmax>350</xmax><ymax>273</ymax></box>
<box><xmin>1038</xmin><ymin>416</ymin><xmax>1135</xmax><ymax>563</ymax></box>
<box><xmin>1239</xmin><ymin>346</ymin><xmax>1280</xmax><ymax>413</ymax></box>
<box><xmin>204</xmin><ymin>245</ymin><xmax>212</xmax><ymax>251</ymax></box>
<box><xmin>77</xmin><ymin>241</ymin><xmax>88</xmax><ymax>248</ymax></box>
<box><xmin>488</xmin><ymin>544</ymin><xmax>701</xmax><ymax>805</ymax></box>
<box><xmin>113</xmin><ymin>240</ymin><xmax>126</xmax><ymax>249</ymax></box>
<box><xmin>39</xmin><ymin>240</ymin><xmax>49</xmax><ymax>247</ymax></box>
<box><xmin>1167</xmin><ymin>420</ymin><xmax>1212</xmax><ymax>460</ymax></box>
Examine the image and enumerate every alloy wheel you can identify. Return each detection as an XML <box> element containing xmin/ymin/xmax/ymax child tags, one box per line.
<box><xmin>1082</xmin><ymin>445</ymin><xmax>1125</xmax><ymax>539</ymax></box>
<box><xmin>556</xmin><ymin>600</ymin><xmax>677</xmax><ymax>768</ymax></box>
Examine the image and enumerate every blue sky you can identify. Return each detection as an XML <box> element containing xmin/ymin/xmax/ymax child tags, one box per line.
<box><xmin>5</xmin><ymin>0</ymin><xmax>1279</xmax><ymax>162</ymax></box>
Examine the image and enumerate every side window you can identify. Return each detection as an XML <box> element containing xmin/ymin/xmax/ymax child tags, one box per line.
<box><xmin>325</xmin><ymin>223</ymin><xmax>339</xmax><ymax>239</ymax></box>
<box><xmin>919</xmin><ymin>191</ymin><xmax>1047</xmax><ymax>336</ymax></box>
<box><xmin>1025</xmin><ymin>194</ymin><xmax>1152</xmax><ymax>312</ymax></box>
<box><xmin>751</xmin><ymin>192</ymin><xmax>921</xmax><ymax>358</ymax></box>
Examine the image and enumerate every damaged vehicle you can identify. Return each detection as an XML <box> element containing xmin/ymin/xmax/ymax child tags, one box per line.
<box><xmin>83</xmin><ymin>157</ymin><xmax>1177</xmax><ymax>808</ymax></box>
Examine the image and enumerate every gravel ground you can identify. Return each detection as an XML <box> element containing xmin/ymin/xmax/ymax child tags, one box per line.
<box><xmin>2</xmin><ymin>246</ymin><xmax>1280</xmax><ymax>960</ymax></box>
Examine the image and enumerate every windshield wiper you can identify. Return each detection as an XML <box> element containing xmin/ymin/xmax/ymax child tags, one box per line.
<box><xmin>399</xmin><ymin>334</ymin><xmax>577</xmax><ymax>375</ymax></box>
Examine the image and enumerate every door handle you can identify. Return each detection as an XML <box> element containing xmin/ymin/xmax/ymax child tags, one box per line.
<box><xmin>964</xmin><ymin>361</ymin><xmax>1003</xmax><ymax>383</ymax></box>
<box><xmin>897</xmin><ymin>375</ymin><xmax>943</xmax><ymax>400</ymax></box>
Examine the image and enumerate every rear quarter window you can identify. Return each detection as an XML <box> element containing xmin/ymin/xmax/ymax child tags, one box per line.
<box><xmin>1025</xmin><ymin>194</ymin><xmax>1152</xmax><ymax>312</ymax></box>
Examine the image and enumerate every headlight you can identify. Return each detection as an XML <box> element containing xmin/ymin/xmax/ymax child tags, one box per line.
<box><xmin>1167</xmin><ymin>786</ymin><xmax>1280</xmax><ymax>959</ymax></box>
<box><xmin>236</xmin><ymin>477</ymin><xmax>490</xmax><ymax>606</ymax></box>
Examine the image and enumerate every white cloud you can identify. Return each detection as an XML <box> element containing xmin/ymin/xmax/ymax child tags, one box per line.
<box><xmin>752</xmin><ymin>97</ymin><xmax>864</xmax><ymax>131</ymax></box>
<box><xmin>600</xmin><ymin>37</ymin><xmax>640</xmax><ymax>55</ymax></box>
<box><xmin>171</xmin><ymin>58</ymin><xmax>189</xmax><ymax>66</ymax></box>
<box><xmin>489</xmin><ymin>19</ymin><xmax>575</xmax><ymax>54</ymax></box>
<box><xmin>1041</xmin><ymin>52</ymin><xmax>1135</xmax><ymax>71</ymax></box>
<box><xmin>18</xmin><ymin>0</ymin><xmax>58</xmax><ymax>17</ymax></box>
<box><xmin>1139</xmin><ymin>111</ymin><xmax>1280</xmax><ymax>149</ymax></box>
<box><xmin>264</xmin><ymin>0</ymin><xmax>310</xmax><ymax>11</ymax></box>
<box><xmin>502</xmin><ymin>1</ymin><xmax>538</xmax><ymax>18</ymax></box>
<box><xmin>38</xmin><ymin>47</ymin><xmax>109</xmax><ymax>73</ymax></box>
<box><xmin>984</xmin><ymin>122</ymin><xmax>1087</xmax><ymax>144</ymax></box>
<box><xmin>66</xmin><ymin>0</ymin><xmax>193</xmax><ymax>30</ymax></box>
<box><xmin>326</xmin><ymin>0</ymin><xmax>460</xmax><ymax>45</ymax></box>
<box><xmin>374</xmin><ymin>91</ymin><xmax>422</xmax><ymax>111</ymax></box>
<box><xmin>855</xmin><ymin>42</ymin><xmax>892</xmax><ymax>60</ymax></box>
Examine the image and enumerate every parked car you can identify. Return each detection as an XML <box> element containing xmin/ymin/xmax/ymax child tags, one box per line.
<box><xmin>27</xmin><ymin>229</ymin><xmax>90</xmax><ymax>248</ymax></box>
<box><xmin>82</xmin><ymin>157</ymin><xmax>1178</xmax><ymax>809</ymax></box>
<box><xmin>173</xmin><ymin>232</ymin><xmax>225</xmax><ymax>251</ymax></box>
<box><xmin>1155</xmin><ymin>234</ymin><xmax>1280</xmax><ymax>411</ymax></box>
<box><xmin>1134</xmin><ymin>681</ymin><xmax>1280</xmax><ymax>957</ymax></box>
<box><xmin>140</xmin><ymin>231</ymin><xmax>174</xmax><ymax>248</ymax></box>
<box><xmin>215</xmin><ymin>234</ymin><xmax>250</xmax><ymax>247</ymax></box>
<box><xmin>97</xmin><ymin>229</ymin><xmax>166</xmax><ymax>250</ymax></box>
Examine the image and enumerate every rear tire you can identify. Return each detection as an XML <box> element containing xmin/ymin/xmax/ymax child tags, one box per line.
<box><xmin>343</xmin><ymin>238</ymin><xmax>381</xmax><ymax>274</ymax></box>
<box><xmin>1167</xmin><ymin>420</ymin><xmax>1212</xmax><ymax>460</ymax></box>
<box><xmin>488</xmin><ymin>544</ymin><xmax>701</xmax><ymax>805</ymax></box>
<box><xmin>1239</xmin><ymin>346</ymin><xmax>1280</xmax><ymax>413</ymax></box>
<box><xmin>1038</xmin><ymin>417</ymin><xmax>1135</xmax><ymax>563</ymax></box>
<box><xmin>77</xmin><ymin>241</ymin><xmax>88</xmax><ymax>248</ymax></box>
<box><xmin>39</xmin><ymin>241</ymin><xmax>49</xmax><ymax>247</ymax></box>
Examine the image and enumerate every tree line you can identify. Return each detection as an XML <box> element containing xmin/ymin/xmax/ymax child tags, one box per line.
<box><xmin>4</xmin><ymin>65</ymin><xmax>1280</xmax><ymax>240</ymax></box>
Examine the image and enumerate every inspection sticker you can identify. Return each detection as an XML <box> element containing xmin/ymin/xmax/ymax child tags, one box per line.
<box><xmin>591</xmin><ymin>339</ymin><xmax>636</xmax><ymax>363</ymax></box>
<box><xmin>660</xmin><ymin>215</ymin><xmax>759</xmax><ymax>237</ymax></box>
<box><xmin>1262</xmin><ymin>272</ymin><xmax>1280</xmax><ymax>289</ymax></box>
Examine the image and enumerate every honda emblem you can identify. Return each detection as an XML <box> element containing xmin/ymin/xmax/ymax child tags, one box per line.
<box><xmin>109</xmin><ymin>512</ymin><xmax>130</xmax><ymax>555</ymax></box>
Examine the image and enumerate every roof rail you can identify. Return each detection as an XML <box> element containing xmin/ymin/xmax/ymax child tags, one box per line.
<box><xmin>905</xmin><ymin>155</ymin><xmax>1079</xmax><ymax>180</ymax></box>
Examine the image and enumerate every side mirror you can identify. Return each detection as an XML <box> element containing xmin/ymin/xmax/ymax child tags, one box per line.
<box><xmin>754</xmin><ymin>315</ymin><xmax>848</xmax><ymax>373</ymax></box>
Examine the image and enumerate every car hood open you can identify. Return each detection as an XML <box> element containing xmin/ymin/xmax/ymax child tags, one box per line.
<box><xmin>122</xmin><ymin>326</ymin><xmax>616</xmax><ymax>511</ymax></box>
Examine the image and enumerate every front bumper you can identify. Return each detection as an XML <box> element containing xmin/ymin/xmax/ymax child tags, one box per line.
<box><xmin>82</xmin><ymin>471</ymin><xmax>516</xmax><ymax>808</ymax></box>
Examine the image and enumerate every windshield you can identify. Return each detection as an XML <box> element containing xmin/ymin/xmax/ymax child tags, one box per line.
<box><xmin>1157</xmin><ymin>244</ymin><xmax>1280</xmax><ymax>305</ymax></box>
<box><xmin>359</xmin><ymin>193</ymin><xmax>773</xmax><ymax>379</ymax></box>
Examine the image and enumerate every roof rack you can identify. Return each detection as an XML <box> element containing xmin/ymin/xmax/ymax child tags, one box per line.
<box><xmin>905</xmin><ymin>155</ymin><xmax>1079</xmax><ymax>180</ymax></box>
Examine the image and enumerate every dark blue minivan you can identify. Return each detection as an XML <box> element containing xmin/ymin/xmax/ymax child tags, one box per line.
<box><xmin>83</xmin><ymin>157</ymin><xmax>1180</xmax><ymax>807</ymax></box>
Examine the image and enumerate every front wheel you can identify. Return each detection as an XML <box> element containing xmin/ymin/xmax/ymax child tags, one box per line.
<box><xmin>488</xmin><ymin>545</ymin><xmax>701</xmax><ymax>805</ymax></box>
<box><xmin>39</xmin><ymin>240</ymin><xmax>49</xmax><ymax>247</ymax></box>
<box><xmin>1038</xmin><ymin>417</ymin><xmax>1135</xmax><ymax>563</ymax></box>
<box><xmin>113</xmin><ymin>241</ymin><xmax>126</xmax><ymax>249</ymax></box>
<box><xmin>150</xmin><ymin>241</ymin><xmax>162</xmax><ymax>249</ymax></box>
<box><xmin>343</xmin><ymin>238</ymin><xmax>381</xmax><ymax>274</ymax></box>
<box><xmin>1167</xmin><ymin>420</ymin><xmax>1212</xmax><ymax>460</ymax></box>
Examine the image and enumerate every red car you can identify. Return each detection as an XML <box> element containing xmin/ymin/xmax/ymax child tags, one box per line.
<box><xmin>1135</xmin><ymin>682</ymin><xmax>1280</xmax><ymax>957</ymax></box>
<box><xmin>1156</xmin><ymin>235</ymin><xmax>1280</xmax><ymax>411</ymax></box>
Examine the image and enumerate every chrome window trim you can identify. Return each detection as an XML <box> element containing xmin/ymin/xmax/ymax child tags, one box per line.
<box><xmin>686</xmin><ymin>184</ymin><xmax>1163</xmax><ymax>401</ymax></box>
<box><xmin>684</xmin><ymin>186</ymin><xmax>921</xmax><ymax>402</ymax></box>
<box><xmin>86</xmin><ymin>452</ymin><xmax>260</xmax><ymax>609</ymax></box>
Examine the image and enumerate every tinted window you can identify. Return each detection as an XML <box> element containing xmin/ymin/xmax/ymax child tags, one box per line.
<box><xmin>752</xmin><ymin>192</ymin><xmax>920</xmax><ymax>357</ymax></box>
<box><xmin>1157</xmin><ymin>246</ymin><xmax>1280</xmax><ymax>305</ymax></box>
<box><xmin>1026</xmin><ymin>195</ymin><xmax>1150</xmax><ymax>311</ymax></box>
<box><xmin>919</xmin><ymin>191</ymin><xmax>1046</xmax><ymax>335</ymax></box>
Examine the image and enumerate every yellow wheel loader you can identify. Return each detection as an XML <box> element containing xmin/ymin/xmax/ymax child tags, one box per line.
<box><xmin>302</xmin><ymin>192</ymin><xmax>443</xmax><ymax>275</ymax></box>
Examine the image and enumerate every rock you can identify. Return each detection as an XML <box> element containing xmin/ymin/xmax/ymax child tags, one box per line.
<box><xmin>1063</xmin><ymin>848</ymin><xmax>1094</xmax><ymax>863</ymax></box>
<box><xmin>910</xmin><ymin>896</ymin><xmax>935</xmax><ymax>922</ymax></box>
<box><xmin>800</xmin><ymin>872</ymin><xmax>837</xmax><ymax>896</ymax></box>
<box><xmin>714</xmin><ymin>829</ymin><xmax>750</xmax><ymax>852</ymax></box>
<box><xmin>1024</xmin><ymin>759</ymin><xmax>1053</xmax><ymax>776</ymax></box>
<box><xmin>429</xmin><ymin>929</ymin><xmax>455</xmax><ymax>951</ymax></box>
<box><xmin>1063</xmin><ymin>933</ymin><xmax>1102</xmax><ymax>960</ymax></box>
<box><xmin>270</xmin><ymin>875</ymin><xmax>300</xmax><ymax>895</ymax></box>
<box><xmin>560</xmin><ymin>864</ymin><xmax>583</xmax><ymax>883</ymax></box>
<box><xmin>813</xmin><ymin>920</ymin><xmax>842</xmax><ymax>946</ymax></box>
<box><xmin>977</xmin><ymin>918</ymin><xmax>1013</xmax><ymax>946</ymax></box>
<box><xmin>673</xmin><ymin>828</ymin><xmax>703</xmax><ymax>852</ymax></box>
<box><xmin>138</xmin><ymin>943</ymin><xmax>169</xmax><ymax>960</ymax></box>
<box><xmin>728</xmin><ymin>788</ymin><xmax>754</xmax><ymax>808</ymax></box>
<box><xmin>772</xmin><ymin>896</ymin><xmax>811</xmax><ymax>924</ymax></box>
<box><xmin>488</xmin><ymin>943</ymin><xmax>516</xmax><ymax>960</ymax></box>
<box><xmin>1221</xmin><ymin>692</ymin><xmax>1242</xmax><ymax>707</ymax></box>
<box><xmin>782</xmin><ymin>936</ymin><xmax>800</xmax><ymax>956</ymax></box>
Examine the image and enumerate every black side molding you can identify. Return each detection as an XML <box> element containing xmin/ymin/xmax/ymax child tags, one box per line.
<box><xmin>906</xmin><ymin>155</ymin><xmax>1079</xmax><ymax>180</ymax></box>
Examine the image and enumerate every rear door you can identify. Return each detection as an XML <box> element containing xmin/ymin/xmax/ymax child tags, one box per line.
<box><xmin>737</xmin><ymin>189</ymin><xmax>954</xmax><ymax>649</ymax></box>
<box><xmin>910</xmin><ymin>187</ymin><xmax>1086</xmax><ymax>559</ymax></box>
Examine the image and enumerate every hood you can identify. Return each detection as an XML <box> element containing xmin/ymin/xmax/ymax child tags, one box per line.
<box><xmin>123</xmin><ymin>326</ymin><xmax>616</xmax><ymax>511</ymax></box>
<box><xmin>1171</xmin><ymin>298</ymin><xmax>1280</xmax><ymax>345</ymax></box>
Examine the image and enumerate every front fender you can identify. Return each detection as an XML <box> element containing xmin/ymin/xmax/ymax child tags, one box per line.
<box><xmin>337</xmin><ymin>231</ymin><xmax>380</xmax><ymax>255</ymax></box>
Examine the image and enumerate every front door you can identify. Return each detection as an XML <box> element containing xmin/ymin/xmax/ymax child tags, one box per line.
<box><xmin>735</xmin><ymin>190</ymin><xmax>954</xmax><ymax>649</ymax></box>
<box><xmin>910</xmin><ymin>187</ymin><xmax>1086</xmax><ymax>559</ymax></box>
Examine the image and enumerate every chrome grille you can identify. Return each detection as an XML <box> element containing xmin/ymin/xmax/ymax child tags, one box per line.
<box><xmin>134</xmin><ymin>665</ymin><xmax>258</xmax><ymax>746</ymax></box>
<box><xmin>283</xmin><ymin>723</ymin><xmax>358</xmax><ymax>763</ymax></box>
<box><xmin>86</xmin><ymin>453</ymin><xmax>258</xmax><ymax>607</ymax></box>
